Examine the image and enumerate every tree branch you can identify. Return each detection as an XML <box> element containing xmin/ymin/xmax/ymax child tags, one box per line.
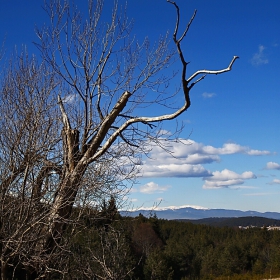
<box><xmin>187</xmin><ymin>56</ymin><xmax>239</xmax><ymax>84</ymax></box>
<box><xmin>85</xmin><ymin>91</ymin><xmax>132</xmax><ymax>160</ymax></box>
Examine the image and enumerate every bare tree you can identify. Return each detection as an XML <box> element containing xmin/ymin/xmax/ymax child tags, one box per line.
<box><xmin>0</xmin><ymin>51</ymin><xmax>61</xmax><ymax>279</ymax></box>
<box><xmin>0</xmin><ymin>0</ymin><xmax>238</xmax><ymax>278</ymax></box>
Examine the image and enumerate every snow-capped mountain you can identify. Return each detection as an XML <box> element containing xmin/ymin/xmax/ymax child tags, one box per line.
<box><xmin>120</xmin><ymin>206</ymin><xmax>280</xmax><ymax>220</ymax></box>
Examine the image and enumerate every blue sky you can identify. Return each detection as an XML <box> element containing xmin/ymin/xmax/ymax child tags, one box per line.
<box><xmin>1</xmin><ymin>0</ymin><xmax>280</xmax><ymax>212</ymax></box>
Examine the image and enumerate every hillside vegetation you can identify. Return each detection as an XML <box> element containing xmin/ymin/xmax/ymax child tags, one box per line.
<box><xmin>3</xmin><ymin>196</ymin><xmax>280</xmax><ymax>279</ymax></box>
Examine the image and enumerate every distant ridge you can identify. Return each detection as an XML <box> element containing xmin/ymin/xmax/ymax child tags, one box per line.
<box><xmin>121</xmin><ymin>206</ymin><xmax>280</xmax><ymax>220</ymax></box>
<box><xmin>177</xmin><ymin>216</ymin><xmax>280</xmax><ymax>227</ymax></box>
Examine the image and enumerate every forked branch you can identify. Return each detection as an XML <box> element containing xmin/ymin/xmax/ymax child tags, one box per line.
<box><xmin>168</xmin><ymin>0</ymin><xmax>197</xmax><ymax>84</ymax></box>
<box><xmin>167</xmin><ymin>0</ymin><xmax>197</xmax><ymax>44</ymax></box>
<box><xmin>188</xmin><ymin>55</ymin><xmax>239</xmax><ymax>88</ymax></box>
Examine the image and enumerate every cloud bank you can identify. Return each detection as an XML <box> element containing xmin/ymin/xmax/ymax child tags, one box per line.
<box><xmin>134</xmin><ymin>139</ymin><xmax>271</xmax><ymax>192</ymax></box>
<box><xmin>140</xmin><ymin>139</ymin><xmax>270</xmax><ymax>179</ymax></box>
<box><xmin>203</xmin><ymin>169</ymin><xmax>257</xmax><ymax>189</ymax></box>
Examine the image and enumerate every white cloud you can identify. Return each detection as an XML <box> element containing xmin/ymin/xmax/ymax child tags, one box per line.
<box><xmin>267</xmin><ymin>179</ymin><xmax>280</xmax><ymax>185</ymax></box>
<box><xmin>272</xmin><ymin>179</ymin><xmax>280</xmax><ymax>184</ymax></box>
<box><xmin>139</xmin><ymin>182</ymin><xmax>170</xmax><ymax>194</ymax></box>
<box><xmin>202</xmin><ymin>92</ymin><xmax>216</xmax><ymax>98</ymax></box>
<box><xmin>141</xmin><ymin>163</ymin><xmax>211</xmax><ymax>178</ymax></box>
<box><xmin>265</xmin><ymin>162</ymin><xmax>280</xmax><ymax>170</ymax></box>
<box><xmin>140</xmin><ymin>139</ymin><xmax>271</xmax><ymax>178</ymax></box>
<box><xmin>62</xmin><ymin>94</ymin><xmax>77</xmax><ymax>103</ymax></box>
<box><xmin>202</xmin><ymin>142</ymin><xmax>270</xmax><ymax>156</ymax></box>
<box><xmin>247</xmin><ymin>149</ymin><xmax>271</xmax><ymax>156</ymax></box>
<box><xmin>149</xmin><ymin>140</ymin><xmax>270</xmax><ymax>161</ymax></box>
<box><xmin>251</xmin><ymin>45</ymin><xmax>268</xmax><ymax>66</ymax></box>
<box><xmin>243</xmin><ymin>192</ymin><xmax>280</xmax><ymax>196</ymax></box>
<box><xmin>203</xmin><ymin>169</ymin><xmax>257</xmax><ymax>189</ymax></box>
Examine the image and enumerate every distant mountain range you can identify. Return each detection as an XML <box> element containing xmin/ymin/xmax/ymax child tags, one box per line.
<box><xmin>178</xmin><ymin>216</ymin><xmax>280</xmax><ymax>228</ymax></box>
<box><xmin>120</xmin><ymin>205</ymin><xmax>280</xmax><ymax>220</ymax></box>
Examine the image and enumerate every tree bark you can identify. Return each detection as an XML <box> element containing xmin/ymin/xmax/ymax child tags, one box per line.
<box><xmin>1</xmin><ymin>261</ymin><xmax>8</xmax><ymax>280</ymax></box>
<box><xmin>44</xmin><ymin>167</ymin><xmax>85</xmax><ymax>254</ymax></box>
